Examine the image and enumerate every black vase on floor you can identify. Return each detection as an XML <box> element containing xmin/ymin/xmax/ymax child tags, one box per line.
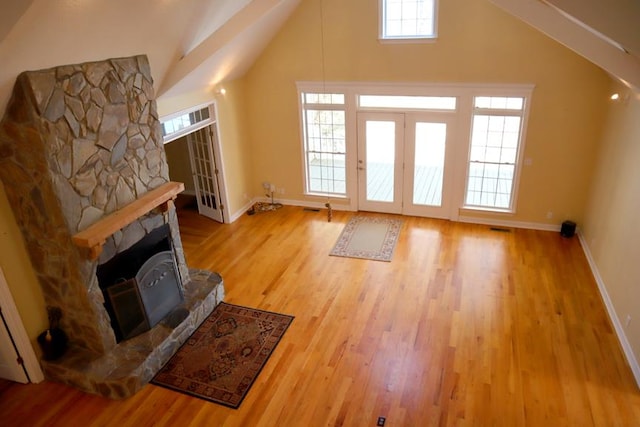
<box><xmin>37</xmin><ymin>328</ymin><xmax>68</xmax><ymax>361</ymax></box>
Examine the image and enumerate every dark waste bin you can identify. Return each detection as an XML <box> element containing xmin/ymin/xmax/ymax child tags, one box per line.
<box><xmin>561</xmin><ymin>220</ymin><xmax>576</xmax><ymax>238</ymax></box>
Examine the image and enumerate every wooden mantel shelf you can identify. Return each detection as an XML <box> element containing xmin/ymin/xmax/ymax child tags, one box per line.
<box><xmin>72</xmin><ymin>181</ymin><xmax>185</xmax><ymax>260</ymax></box>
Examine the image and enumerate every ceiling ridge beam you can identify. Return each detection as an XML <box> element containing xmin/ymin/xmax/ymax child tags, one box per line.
<box><xmin>490</xmin><ymin>0</ymin><xmax>640</xmax><ymax>93</ymax></box>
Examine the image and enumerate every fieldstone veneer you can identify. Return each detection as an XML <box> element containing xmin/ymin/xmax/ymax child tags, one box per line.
<box><xmin>0</xmin><ymin>56</ymin><xmax>224</xmax><ymax>398</ymax></box>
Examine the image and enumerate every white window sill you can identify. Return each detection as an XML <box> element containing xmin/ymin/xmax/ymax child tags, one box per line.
<box><xmin>305</xmin><ymin>192</ymin><xmax>348</xmax><ymax>199</ymax></box>
<box><xmin>378</xmin><ymin>36</ymin><xmax>438</xmax><ymax>45</ymax></box>
<box><xmin>460</xmin><ymin>206</ymin><xmax>515</xmax><ymax>215</ymax></box>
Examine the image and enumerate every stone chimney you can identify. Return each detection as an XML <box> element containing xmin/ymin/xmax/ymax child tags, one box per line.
<box><xmin>0</xmin><ymin>55</ymin><xmax>224</xmax><ymax>398</ymax></box>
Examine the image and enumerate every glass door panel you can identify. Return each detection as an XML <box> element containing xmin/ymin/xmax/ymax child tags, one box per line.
<box><xmin>413</xmin><ymin>122</ymin><xmax>446</xmax><ymax>206</ymax></box>
<box><xmin>357</xmin><ymin>112</ymin><xmax>404</xmax><ymax>214</ymax></box>
<box><xmin>365</xmin><ymin>121</ymin><xmax>395</xmax><ymax>202</ymax></box>
<box><xmin>403</xmin><ymin>113</ymin><xmax>455</xmax><ymax>219</ymax></box>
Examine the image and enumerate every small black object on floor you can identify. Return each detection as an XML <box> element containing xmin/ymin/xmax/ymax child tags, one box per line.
<box><xmin>561</xmin><ymin>220</ymin><xmax>576</xmax><ymax>238</ymax></box>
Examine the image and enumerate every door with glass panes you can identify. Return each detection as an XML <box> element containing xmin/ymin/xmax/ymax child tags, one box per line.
<box><xmin>186</xmin><ymin>126</ymin><xmax>224</xmax><ymax>223</ymax></box>
<box><xmin>357</xmin><ymin>112</ymin><xmax>455</xmax><ymax>218</ymax></box>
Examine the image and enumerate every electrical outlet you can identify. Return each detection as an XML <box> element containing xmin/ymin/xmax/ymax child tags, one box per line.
<box><xmin>625</xmin><ymin>315</ymin><xmax>631</xmax><ymax>328</ymax></box>
<box><xmin>279</xmin><ymin>188</ymin><xmax>285</xmax><ymax>195</ymax></box>
<box><xmin>377</xmin><ymin>417</ymin><xmax>386</xmax><ymax>426</ymax></box>
<box><xmin>546</xmin><ymin>211</ymin><xmax>553</xmax><ymax>219</ymax></box>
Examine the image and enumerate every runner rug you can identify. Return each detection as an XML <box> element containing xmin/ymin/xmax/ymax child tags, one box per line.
<box><xmin>329</xmin><ymin>216</ymin><xmax>402</xmax><ymax>262</ymax></box>
<box><xmin>151</xmin><ymin>302</ymin><xmax>293</xmax><ymax>408</ymax></box>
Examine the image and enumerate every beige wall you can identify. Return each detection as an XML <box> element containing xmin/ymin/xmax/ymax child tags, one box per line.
<box><xmin>582</xmin><ymin>85</ymin><xmax>640</xmax><ymax>373</ymax></box>
<box><xmin>243</xmin><ymin>0</ymin><xmax>612</xmax><ymax>223</ymax></box>
<box><xmin>215</xmin><ymin>79</ymin><xmax>255</xmax><ymax>217</ymax></box>
<box><xmin>0</xmin><ymin>185</ymin><xmax>47</xmax><ymax>346</ymax></box>
<box><xmin>165</xmin><ymin>138</ymin><xmax>196</xmax><ymax>194</ymax></box>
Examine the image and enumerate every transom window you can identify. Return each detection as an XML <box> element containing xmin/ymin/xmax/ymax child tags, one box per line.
<box><xmin>161</xmin><ymin>105</ymin><xmax>212</xmax><ymax>143</ymax></box>
<box><xmin>300</xmin><ymin>92</ymin><xmax>347</xmax><ymax>196</ymax></box>
<box><xmin>380</xmin><ymin>0</ymin><xmax>438</xmax><ymax>40</ymax></box>
<box><xmin>359</xmin><ymin>95</ymin><xmax>455</xmax><ymax>110</ymax></box>
<box><xmin>464</xmin><ymin>96</ymin><xmax>526</xmax><ymax>211</ymax></box>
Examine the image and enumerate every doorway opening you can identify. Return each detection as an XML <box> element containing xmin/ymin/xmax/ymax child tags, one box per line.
<box><xmin>162</xmin><ymin>103</ymin><xmax>228</xmax><ymax>223</ymax></box>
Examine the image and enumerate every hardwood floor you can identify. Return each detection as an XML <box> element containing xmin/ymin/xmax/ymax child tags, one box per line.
<box><xmin>1</xmin><ymin>206</ymin><xmax>639</xmax><ymax>426</ymax></box>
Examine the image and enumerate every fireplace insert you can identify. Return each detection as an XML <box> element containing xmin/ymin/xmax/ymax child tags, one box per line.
<box><xmin>97</xmin><ymin>224</ymin><xmax>183</xmax><ymax>342</ymax></box>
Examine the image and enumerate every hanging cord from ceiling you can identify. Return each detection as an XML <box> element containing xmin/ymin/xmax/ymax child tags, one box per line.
<box><xmin>319</xmin><ymin>0</ymin><xmax>327</xmax><ymax>92</ymax></box>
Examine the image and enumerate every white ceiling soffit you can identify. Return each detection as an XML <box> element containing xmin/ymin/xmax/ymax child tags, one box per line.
<box><xmin>0</xmin><ymin>0</ymin><xmax>35</xmax><ymax>43</ymax></box>
<box><xmin>489</xmin><ymin>0</ymin><xmax>640</xmax><ymax>93</ymax></box>
<box><xmin>545</xmin><ymin>0</ymin><xmax>640</xmax><ymax>59</ymax></box>
<box><xmin>181</xmin><ymin>0</ymin><xmax>254</xmax><ymax>56</ymax></box>
<box><xmin>158</xmin><ymin>0</ymin><xmax>301</xmax><ymax>99</ymax></box>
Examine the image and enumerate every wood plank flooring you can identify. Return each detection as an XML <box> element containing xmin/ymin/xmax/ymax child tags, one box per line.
<box><xmin>1</xmin><ymin>206</ymin><xmax>639</xmax><ymax>426</ymax></box>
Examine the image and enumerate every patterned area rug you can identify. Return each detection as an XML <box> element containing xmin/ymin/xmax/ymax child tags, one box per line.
<box><xmin>151</xmin><ymin>302</ymin><xmax>293</xmax><ymax>408</ymax></box>
<box><xmin>330</xmin><ymin>216</ymin><xmax>402</xmax><ymax>262</ymax></box>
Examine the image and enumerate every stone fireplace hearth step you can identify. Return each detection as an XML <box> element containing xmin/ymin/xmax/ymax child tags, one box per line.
<box><xmin>40</xmin><ymin>269</ymin><xmax>225</xmax><ymax>399</ymax></box>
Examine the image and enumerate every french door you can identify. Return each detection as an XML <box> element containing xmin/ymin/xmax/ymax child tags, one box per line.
<box><xmin>186</xmin><ymin>126</ymin><xmax>224</xmax><ymax>223</ymax></box>
<box><xmin>356</xmin><ymin>112</ymin><xmax>455</xmax><ymax>218</ymax></box>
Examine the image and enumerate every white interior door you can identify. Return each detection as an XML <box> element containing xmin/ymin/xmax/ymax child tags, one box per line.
<box><xmin>0</xmin><ymin>312</ymin><xmax>28</xmax><ymax>383</ymax></box>
<box><xmin>0</xmin><ymin>267</ymin><xmax>43</xmax><ymax>384</ymax></box>
<box><xmin>357</xmin><ymin>112</ymin><xmax>404</xmax><ymax>214</ymax></box>
<box><xmin>186</xmin><ymin>126</ymin><xmax>224</xmax><ymax>223</ymax></box>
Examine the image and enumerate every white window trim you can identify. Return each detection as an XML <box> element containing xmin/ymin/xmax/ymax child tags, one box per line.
<box><xmin>461</xmin><ymin>90</ymin><xmax>533</xmax><ymax>214</ymax></box>
<box><xmin>296</xmin><ymin>81</ymin><xmax>534</xmax><ymax>215</ymax></box>
<box><xmin>297</xmin><ymin>86</ymin><xmax>352</xmax><ymax>199</ymax></box>
<box><xmin>378</xmin><ymin>0</ymin><xmax>439</xmax><ymax>42</ymax></box>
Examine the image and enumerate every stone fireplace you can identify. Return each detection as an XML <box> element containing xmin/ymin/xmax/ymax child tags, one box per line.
<box><xmin>0</xmin><ymin>55</ymin><xmax>224</xmax><ymax>398</ymax></box>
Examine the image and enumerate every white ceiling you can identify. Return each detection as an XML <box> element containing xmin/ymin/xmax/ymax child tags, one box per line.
<box><xmin>159</xmin><ymin>0</ymin><xmax>301</xmax><ymax>99</ymax></box>
<box><xmin>0</xmin><ymin>0</ymin><xmax>35</xmax><ymax>43</ymax></box>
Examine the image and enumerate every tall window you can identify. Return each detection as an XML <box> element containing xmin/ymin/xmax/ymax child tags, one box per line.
<box><xmin>300</xmin><ymin>92</ymin><xmax>347</xmax><ymax>196</ymax></box>
<box><xmin>465</xmin><ymin>96</ymin><xmax>526</xmax><ymax>211</ymax></box>
<box><xmin>380</xmin><ymin>0</ymin><xmax>437</xmax><ymax>40</ymax></box>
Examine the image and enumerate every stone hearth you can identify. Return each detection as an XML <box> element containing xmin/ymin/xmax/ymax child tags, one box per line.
<box><xmin>0</xmin><ymin>55</ymin><xmax>224</xmax><ymax>398</ymax></box>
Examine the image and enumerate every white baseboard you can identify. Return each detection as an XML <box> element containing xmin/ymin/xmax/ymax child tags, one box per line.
<box><xmin>256</xmin><ymin>197</ymin><xmax>354</xmax><ymax>211</ymax></box>
<box><xmin>226</xmin><ymin>197</ymin><xmax>354</xmax><ymax>223</ymax></box>
<box><xmin>457</xmin><ymin>215</ymin><xmax>561</xmax><ymax>231</ymax></box>
<box><xmin>231</xmin><ymin>200</ymin><xmax>559</xmax><ymax>229</ymax></box>
<box><xmin>229</xmin><ymin>199</ymin><xmax>256</xmax><ymax>223</ymax></box>
<box><xmin>577</xmin><ymin>231</ymin><xmax>640</xmax><ymax>389</ymax></box>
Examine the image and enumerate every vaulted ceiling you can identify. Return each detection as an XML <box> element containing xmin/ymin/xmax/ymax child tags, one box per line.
<box><xmin>0</xmin><ymin>0</ymin><xmax>301</xmax><ymax>118</ymax></box>
<box><xmin>0</xmin><ymin>0</ymin><xmax>637</xmax><ymax>119</ymax></box>
<box><xmin>158</xmin><ymin>0</ymin><xmax>301</xmax><ymax>98</ymax></box>
<box><xmin>490</xmin><ymin>0</ymin><xmax>640</xmax><ymax>92</ymax></box>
